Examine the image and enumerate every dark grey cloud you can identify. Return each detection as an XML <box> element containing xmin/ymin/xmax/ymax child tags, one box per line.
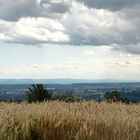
<box><xmin>112</xmin><ymin>44</ymin><xmax>140</xmax><ymax>55</ymax></box>
<box><xmin>63</xmin><ymin>3</ymin><xmax>140</xmax><ymax>47</ymax></box>
<box><xmin>0</xmin><ymin>0</ymin><xmax>139</xmax><ymax>55</ymax></box>
<box><xmin>76</xmin><ymin>0</ymin><xmax>140</xmax><ymax>11</ymax></box>
<box><xmin>0</xmin><ymin>0</ymin><xmax>70</xmax><ymax>21</ymax></box>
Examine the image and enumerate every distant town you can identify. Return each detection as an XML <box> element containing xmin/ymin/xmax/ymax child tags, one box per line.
<box><xmin>0</xmin><ymin>82</ymin><xmax>140</xmax><ymax>102</ymax></box>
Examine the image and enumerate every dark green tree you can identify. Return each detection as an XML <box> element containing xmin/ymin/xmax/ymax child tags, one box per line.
<box><xmin>26</xmin><ymin>84</ymin><xmax>52</xmax><ymax>103</ymax></box>
<box><xmin>104</xmin><ymin>91</ymin><xmax>121</xmax><ymax>102</ymax></box>
<box><xmin>104</xmin><ymin>90</ymin><xmax>130</xmax><ymax>104</ymax></box>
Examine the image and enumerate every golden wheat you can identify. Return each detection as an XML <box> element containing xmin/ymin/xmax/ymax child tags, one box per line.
<box><xmin>0</xmin><ymin>101</ymin><xmax>139</xmax><ymax>140</ymax></box>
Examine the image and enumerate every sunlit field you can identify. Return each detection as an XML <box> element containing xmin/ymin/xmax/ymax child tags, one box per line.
<box><xmin>0</xmin><ymin>101</ymin><xmax>140</xmax><ymax>140</ymax></box>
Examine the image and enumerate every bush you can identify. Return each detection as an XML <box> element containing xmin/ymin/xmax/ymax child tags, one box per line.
<box><xmin>52</xmin><ymin>94</ymin><xmax>75</xmax><ymax>102</ymax></box>
<box><xmin>104</xmin><ymin>91</ymin><xmax>121</xmax><ymax>102</ymax></box>
<box><xmin>104</xmin><ymin>90</ymin><xmax>130</xmax><ymax>104</ymax></box>
<box><xmin>52</xmin><ymin>91</ymin><xmax>83</xmax><ymax>102</ymax></box>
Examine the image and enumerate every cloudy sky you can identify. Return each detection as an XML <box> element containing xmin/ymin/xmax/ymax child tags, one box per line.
<box><xmin>0</xmin><ymin>0</ymin><xmax>140</xmax><ymax>80</ymax></box>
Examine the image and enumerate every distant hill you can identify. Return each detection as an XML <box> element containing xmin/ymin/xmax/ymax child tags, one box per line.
<box><xmin>0</xmin><ymin>79</ymin><xmax>138</xmax><ymax>84</ymax></box>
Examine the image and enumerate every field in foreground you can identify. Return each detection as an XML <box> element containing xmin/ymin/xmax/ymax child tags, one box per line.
<box><xmin>0</xmin><ymin>101</ymin><xmax>140</xmax><ymax>140</ymax></box>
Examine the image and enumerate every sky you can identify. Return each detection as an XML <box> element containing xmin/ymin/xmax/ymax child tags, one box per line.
<box><xmin>0</xmin><ymin>0</ymin><xmax>140</xmax><ymax>80</ymax></box>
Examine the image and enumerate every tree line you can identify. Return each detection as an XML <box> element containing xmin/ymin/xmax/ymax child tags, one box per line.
<box><xmin>26</xmin><ymin>84</ymin><xmax>131</xmax><ymax>104</ymax></box>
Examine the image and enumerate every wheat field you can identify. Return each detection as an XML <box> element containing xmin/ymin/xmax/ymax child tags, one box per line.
<box><xmin>0</xmin><ymin>101</ymin><xmax>140</xmax><ymax>140</ymax></box>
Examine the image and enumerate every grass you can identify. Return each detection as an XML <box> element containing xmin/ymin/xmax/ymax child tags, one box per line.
<box><xmin>0</xmin><ymin>101</ymin><xmax>140</xmax><ymax>140</ymax></box>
